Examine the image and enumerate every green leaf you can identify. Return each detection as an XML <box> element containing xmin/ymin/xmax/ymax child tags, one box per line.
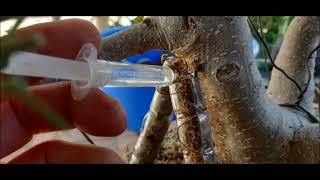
<box><xmin>1</xmin><ymin>78</ymin><xmax>69</xmax><ymax>129</ymax></box>
<box><xmin>134</xmin><ymin>16</ymin><xmax>144</xmax><ymax>23</ymax></box>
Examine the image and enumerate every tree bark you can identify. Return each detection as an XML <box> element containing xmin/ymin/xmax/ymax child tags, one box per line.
<box><xmin>99</xmin><ymin>18</ymin><xmax>169</xmax><ymax>61</ymax></box>
<box><xmin>268</xmin><ymin>16</ymin><xmax>320</xmax><ymax>112</ymax></box>
<box><xmin>99</xmin><ymin>16</ymin><xmax>320</xmax><ymax>163</ymax></box>
<box><xmin>168</xmin><ymin>58</ymin><xmax>204</xmax><ymax>163</ymax></box>
<box><xmin>129</xmin><ymin>85</ymin><xmax>172</xmax><ymax>164</ymax></box>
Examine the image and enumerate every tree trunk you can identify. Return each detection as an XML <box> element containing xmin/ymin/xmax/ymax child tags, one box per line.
<box><xmin>99</xmin><ymin>16</ymin><xmax>320</xmax><ymax>163</ymax></box>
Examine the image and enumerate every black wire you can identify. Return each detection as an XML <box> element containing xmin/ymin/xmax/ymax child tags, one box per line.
<box><xmin>280</xmin><ymin>103</ymin><xmax>319</xmax><ymax>123</ymax></box>
<box><xmin>80</xmin><ymin>130</ymin><xmax>95</xmax><ymax>144</ymax></box>
<box><xmin>295</xmin><ymin>44</ymin><xmax>320</xmax><ymax>105</ymax></box>
<box><xmin>257</xmin><ymin>16</ymin><xmax>271</xmax><ymax>82</ymax></box>
<box><xmin>248</xmin><ymin>16</ymin><xmax>319</xmax><ymax>124</ymax></box>
<box><xmin>296</xmin><ymin>105</ymin><xmax>319</xmax><ymax>123</ymax></box>
<box><xmin>279</xmin><ymin>44</ymin><xmax>320</xmax><ymax>123</ymax></box>
<box><xmin>247</xmin><ymin>16</ymin><xmax>302</xmax><ymax>92</ymax></box>
<box><xmin>176</xmin><ymin>115</ymin><xmax>202</xmax><ymax>154</ymax></box>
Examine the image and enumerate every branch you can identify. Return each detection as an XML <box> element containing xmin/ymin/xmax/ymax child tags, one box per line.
<box><xmin>99</xmin><ymin>18</ymin><xmax>168</xmax><ymax>61</ymax></box>
<box><xmin>167</xmin><ymin>57</ymin><xmax>204</xmax><ymax>164</ymax></box>
<box><xmin>184</xmin><ymin>16</ymin><xmax>316</xmax><ymax>163</ymax></box>
<box><xmin>268</xmin><ymin>16</ymin><xmax>320</xmax><ymax>112</ymax></box>
<box><xmin>130</xmin><ymin>85</ymin><xmax>172</xmax><ymax>164</ymax></box>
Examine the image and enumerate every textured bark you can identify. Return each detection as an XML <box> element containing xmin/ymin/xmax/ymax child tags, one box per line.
<box><xmin>168</xmin><ymin>58</ymin><xmax>203</xmax><ymax>163</ymax></box>
<box><xmin>125</xmin><ymin>128</ymin><xmax>184</xmax><ymax>164</ymax></box>
<box><xmin>99</xmin><ymin>16</ymin><xmax>320</xmax><ymax>163</ymax></box>
<box><xmin>99</xmin><ymin>17</ymin><xmax>169</xmax><ymax>61</ymax></box>
<box><xmin>155</xmin><ymin>128</ymin><xmax>184</xmax><ymax>164</ymax></box>
<box><xmin>129</xmin><ymin>85</ymin><xmax>172</xmax><ymax>164</ymax></box>
<box><xmin>190</xmin><ymin>72</ymin><xmax>216</xmax><ymax>163</ymax></box>
<box><xmin>268</xmin><ymin>16</ymin><xmax>320</xmax><ymax>112</ymax></box>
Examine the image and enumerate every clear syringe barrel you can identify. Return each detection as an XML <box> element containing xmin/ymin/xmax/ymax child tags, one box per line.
<box><xmin>93</xmin><ymin>60</ymin><xmax>174</xmax><ymax>87</ymax></box>
<box><xmin>71</xmin><ymin>43</ymin><xmax>176</xmax><ymax>100</ymax></box>
<box><xmin>1</xmin><ymin>43</ymin><xmax>176</xmax><ymax>101</ymax></box>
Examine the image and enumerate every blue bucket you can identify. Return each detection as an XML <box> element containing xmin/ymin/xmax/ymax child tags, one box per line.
<box><xmin>101</xmin><ymin>87</ymin><xmax>156</xmax><ymax>133</ymax></box>
<box><xmin>100</xmin><ymin>26</ymin><xmax>164</xmax><ymax>133</ymax></box>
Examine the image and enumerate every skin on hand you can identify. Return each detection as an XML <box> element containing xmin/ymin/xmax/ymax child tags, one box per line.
<box><xmin>0</xmin><ymin>19</ymin><xmax>127</xmax><ymax>163</ymax></box>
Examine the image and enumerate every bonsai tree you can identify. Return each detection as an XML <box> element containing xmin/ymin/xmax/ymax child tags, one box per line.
<box><xmin>100</xmin><ymin>16</ymin><xmax>320</xmax><ymax>163</ymax></box>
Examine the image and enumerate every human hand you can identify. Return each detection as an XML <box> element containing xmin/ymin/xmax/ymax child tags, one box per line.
<box><xmin>0</xmin><ymin>19</ymin><xmax>127</xmax><ymax>163</ymax></box>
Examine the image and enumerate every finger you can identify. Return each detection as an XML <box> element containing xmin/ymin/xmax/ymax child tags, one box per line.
<box><xmin>17</xmin><ymin>18</ymin><xmax>100</xmax><ymax>59</ymax></box>
<box><xmin>10</xmin><ymin>81</ymin><xmax>127</xmax><ymax>135</ymax></box>
<box><xmin>8</xmin><ymin>140</ymin><xmax>124</xmax><ymax>164</ymax></box>
<box><xmin>0</xmin><ymin>18</ymin><xmax>126</xmax><ymax>158</ymax></box>
<box><xmin>15</xmin><ymin>18</ymin><xmax>101</xmax><ymax>85</ymax></box>
<box><xmin>1</xmin><ymin>82</ymin><xmax>127</xmax><ymax>158</ymax></box>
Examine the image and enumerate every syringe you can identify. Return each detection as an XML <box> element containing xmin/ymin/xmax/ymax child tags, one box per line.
<box><xmin>1</xmin><ymin>43</ymin><xmax>177</xmax><ymax>100</ymax></box>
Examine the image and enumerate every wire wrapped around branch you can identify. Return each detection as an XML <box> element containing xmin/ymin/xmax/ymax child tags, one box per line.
<box><xmin>166</xmin><ymin>56</ymin><xmax>204</xmax><ymax>163</ymax></box>
<box><xmin>170</xmin><ymin>78</ymin><xmax>204</xmax><ymax>163</ymax></box>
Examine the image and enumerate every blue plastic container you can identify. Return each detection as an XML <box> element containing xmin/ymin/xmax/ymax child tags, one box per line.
<box><xmin>100</xmin><ymin>26</ymin><xmax>163</xmax><ymax>133</ymax></box>
<box><xmin>101</xmin><ymin>87</ymin><xmax>155</xmax><ymax>133</ymax></box>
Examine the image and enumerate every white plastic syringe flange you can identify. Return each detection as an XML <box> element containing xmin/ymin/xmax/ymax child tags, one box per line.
<box><xmin>71</xmin><ymin>43</ymin><xmax>101</xmax><ymax>101</ymax></box>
